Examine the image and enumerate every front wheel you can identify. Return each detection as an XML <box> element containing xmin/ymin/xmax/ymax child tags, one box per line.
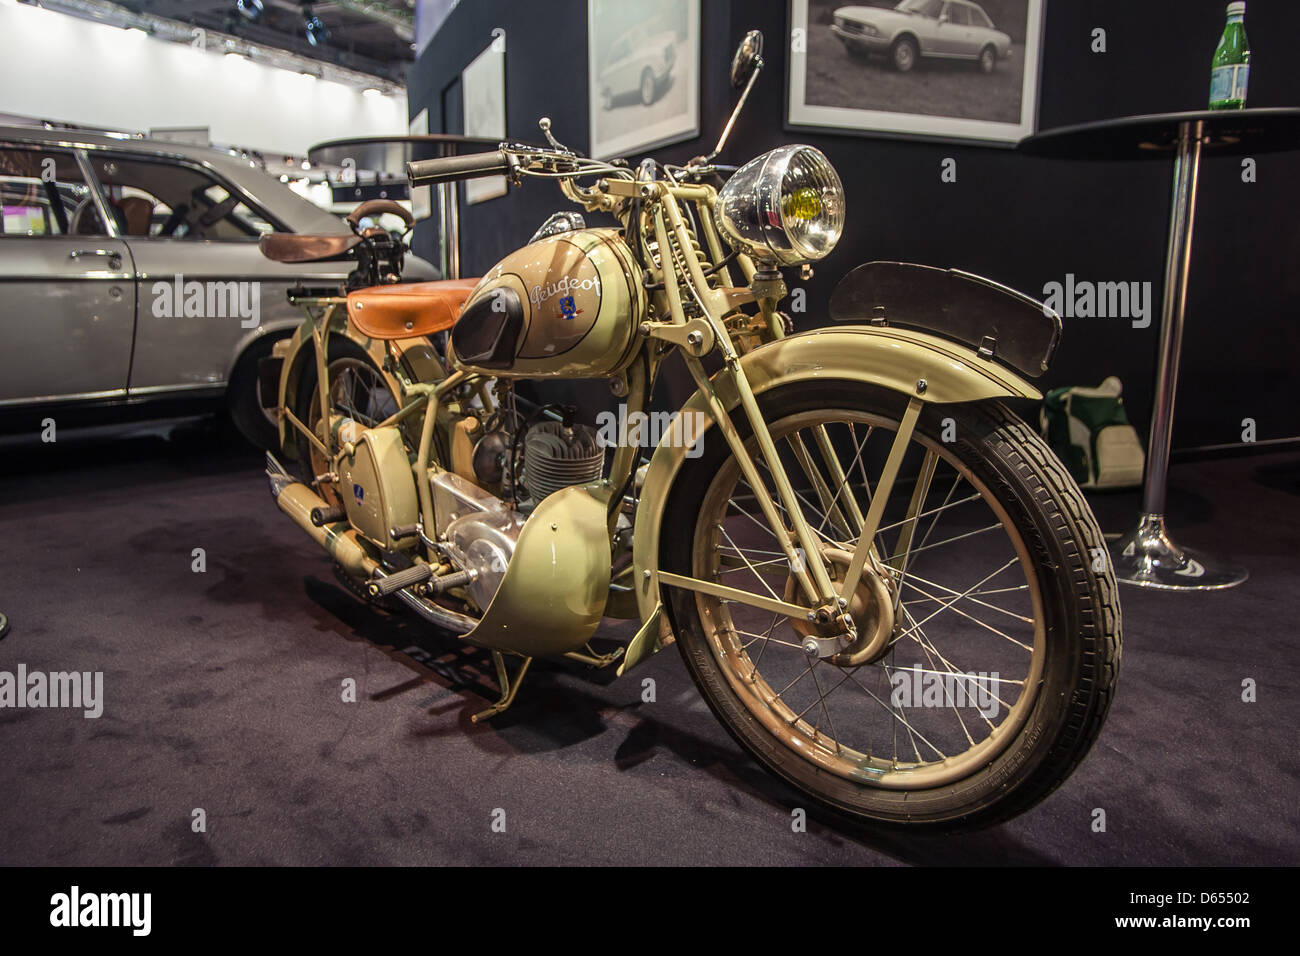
<box><xmin>660</xmin><ymin>381</ymin><xmax>1121</xmax><ymax>830</ymax></box>
<box><xmin>979</xmin><ymin>45</ymin><xmax>997</xmax><ymax>74</ymax></box>
<box><xmin>891</xmin><ymin>36</ymin><xmax>919</xmax><ymax>72</ymax></box>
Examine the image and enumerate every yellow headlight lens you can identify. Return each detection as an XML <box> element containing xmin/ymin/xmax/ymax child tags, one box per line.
<box><xmin>782</xmin><ymin>186</ymin><xmax>823</xmax><ymax>221</ymax></box>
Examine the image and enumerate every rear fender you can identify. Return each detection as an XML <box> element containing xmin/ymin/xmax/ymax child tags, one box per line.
<box><xmin>274</xmin><ymin>312</ymin><xmax>445</xmax><ymax>455</ymax></box>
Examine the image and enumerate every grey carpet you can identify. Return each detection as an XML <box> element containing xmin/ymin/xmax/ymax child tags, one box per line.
<box><xmin>0</xmin><ymin>421</ymin><xmax>1296</xmax><ymax>866</ymax></box>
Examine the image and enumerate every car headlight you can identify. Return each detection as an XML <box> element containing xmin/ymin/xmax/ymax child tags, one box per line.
<box><xmin>715</xmin><ymin>145</ymin><xmax>844</xmax><ymax>266</ymax></box>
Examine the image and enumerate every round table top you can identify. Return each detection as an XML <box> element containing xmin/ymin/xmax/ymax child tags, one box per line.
<box><xmin>1018</xmin><ymin>107</ymin><xmax>1300</xmax><ymax>160</ymax></box>
<box><xmin>307</xmin><ymin>134</ymin><xmax>501</xmax><ymax>172</ymax></box>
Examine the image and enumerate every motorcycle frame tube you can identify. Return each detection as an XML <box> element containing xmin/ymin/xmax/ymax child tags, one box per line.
<box><xmin>654</xmin><ymin>192</ymin><xmax>838</xmax><ymax>607</ymax></box>
<box><xmin>630</xmin><ymin>324</ymin><xmax>1042</xmax><ymax>636</ymax></box>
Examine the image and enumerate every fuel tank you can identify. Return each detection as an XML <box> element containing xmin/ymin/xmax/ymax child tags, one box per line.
<box><xmin>450</xmin><ymin>228</ymin><xmax>645</xmax><ymax>379</ymax></box>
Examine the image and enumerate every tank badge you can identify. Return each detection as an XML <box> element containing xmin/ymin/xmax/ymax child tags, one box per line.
<box><xmin>558</xmin><ymin>295</ymin><xmax>582</xmax><ymax>321</ymax></box>
<box><xmin>353</xmin><ymin>483</ymin><xmax>365</xmax><ymax>505</ymax></box>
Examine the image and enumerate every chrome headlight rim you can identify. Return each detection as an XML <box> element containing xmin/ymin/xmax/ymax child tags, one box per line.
<box><xmin>716</xmin><ymin>144</ymin><xmax>844</xmax><ymax>267</ymax></box>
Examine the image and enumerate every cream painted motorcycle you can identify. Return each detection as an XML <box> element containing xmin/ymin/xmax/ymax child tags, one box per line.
<box><xmin>258</xmin><ymin>32</ymin><xmax>1119</xmax><ymax>830</ymax></box>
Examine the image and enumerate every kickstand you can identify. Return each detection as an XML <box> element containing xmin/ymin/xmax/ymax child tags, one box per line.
<box><xmin>472</xmin><ymin>651</ymin><xmax>533</xmax><ymax>723</ymax></box>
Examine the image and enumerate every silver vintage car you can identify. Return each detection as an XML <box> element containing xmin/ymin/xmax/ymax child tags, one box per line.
<box><xmin>0</xmin><ymin>125</ymin><xmax>433</xmax><ymax>448</ymax></box>
<box><xmin>596</xmin><ymin>26</ymin><xmax>677</xmax><ymax>109</ymax></box>
<box><xmin>832</xmin><ymin>0</ymin><xmax>1013</xmax><ymax>73</ymax></box>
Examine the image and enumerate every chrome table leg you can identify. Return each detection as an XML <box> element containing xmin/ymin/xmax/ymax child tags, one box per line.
<box><xmin>1109</xmin><ymin>119</ymin><xmax>1247</xmax><ymax>590</ymax></box>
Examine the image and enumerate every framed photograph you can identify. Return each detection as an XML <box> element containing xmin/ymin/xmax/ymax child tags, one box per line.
<box><xmin>461</xmin><ymin>40</ymin><xmax>507</xmax><ymax>204</ymax></box>
<box><xmin>787</xmin><ymin>0</ymin><xmax>1045</xmax><ymax>145</ymax></box>
<box><xmin>587</xmin><ymin>0</ymin><xmax>699</xmax><ymax>160</ymax></box>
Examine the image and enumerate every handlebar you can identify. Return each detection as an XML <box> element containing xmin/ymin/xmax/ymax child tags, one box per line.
<box><xmin>406</xmin><ymin>150</ymin><xmax>512</xmax><ymax>187</ymax></box>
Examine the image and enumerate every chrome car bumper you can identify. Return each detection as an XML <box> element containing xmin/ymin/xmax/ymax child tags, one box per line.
<box><xmin>830</xmin><ymin>24</ymin><xmax>890</xmax><ymax>52</ymax></box>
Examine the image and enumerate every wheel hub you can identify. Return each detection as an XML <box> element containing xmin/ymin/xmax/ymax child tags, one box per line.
<box><xmin>787</xmin><ymin>546</ymin><xmax>897</xmax><ymax>667</ymax></box>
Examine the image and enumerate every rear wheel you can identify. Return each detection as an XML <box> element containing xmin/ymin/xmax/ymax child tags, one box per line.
<box><xmin>292</xmin><ymin>338</ymin><xmax>399</xmax><ymax>512</ymax></box>
<box><xmin>660</xmin><ymin>381</ymin><xmax>1121</xmax><ymax>830</ymax></box>
<box><xmin>640</xmin><ymin>68</ymin><xmax>657</xmax><ymax>105</ymax></box>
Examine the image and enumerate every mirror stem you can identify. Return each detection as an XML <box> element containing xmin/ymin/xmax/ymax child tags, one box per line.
<box><xmin>705</xmin><ymin>57</ymin><xmax>763</xmax><ymax>164</ymax></box>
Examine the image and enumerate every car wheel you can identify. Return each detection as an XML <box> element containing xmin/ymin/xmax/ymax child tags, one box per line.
<box><xmin>891</xmin><ymin>36</ymin><xmax>918</xmax><ymax>72</ymax></box>
<box><xmin>227</xmin><ymin>333</ymin><xmax>286</xmax><ymax>451</ymax></box>
<box><xmin>640</xmin><ymin>68</ymin><xmax>656</xmax><ymax>106</ymax></box>
<box><xmin>979</xmin><ymin>45</ymin><xmax>997</xmax><ymax>74</ymax></box>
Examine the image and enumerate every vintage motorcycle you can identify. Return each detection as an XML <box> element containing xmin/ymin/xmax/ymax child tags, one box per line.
<box><xmin>257</xmin><ymin>32</ymin><xmax>1120</xmax><ymax>830</ymax></box>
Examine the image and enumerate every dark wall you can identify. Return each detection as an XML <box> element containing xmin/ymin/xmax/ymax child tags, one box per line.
<box><xmin>408</xmin><ymin>0</ymin><xmax>1300</xmax><ymax>451</ymax></box>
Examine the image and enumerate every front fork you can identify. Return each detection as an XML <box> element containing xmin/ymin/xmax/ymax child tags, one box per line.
<box><xmin>645</xmin><ymin>190</ymin><xmax>924</xmax><ymax>661</ymax></box>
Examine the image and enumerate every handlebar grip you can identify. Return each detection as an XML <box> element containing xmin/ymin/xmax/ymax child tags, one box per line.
<box><xmin>407</xmin><ymin>151</ymin><xmax>510</xmax><ymax>187</ymax></box>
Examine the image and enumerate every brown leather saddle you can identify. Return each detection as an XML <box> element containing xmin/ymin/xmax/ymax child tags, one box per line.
<box><xmin>346</xmin><ymin>279</ymin><xmax>481</xmax><ymax>339</ymax></box>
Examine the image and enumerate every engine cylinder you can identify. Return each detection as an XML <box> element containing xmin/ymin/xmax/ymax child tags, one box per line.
<box><xmin>523</xmin><ymin>421</ymin><xmax>603</xmax><ymax>502</ymax></box>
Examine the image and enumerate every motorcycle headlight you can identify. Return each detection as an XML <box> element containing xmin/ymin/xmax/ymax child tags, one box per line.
<box><xmin>715</xmin><ymin>145</ymin><xmax>844</xmax><ymax>266</ymax></box>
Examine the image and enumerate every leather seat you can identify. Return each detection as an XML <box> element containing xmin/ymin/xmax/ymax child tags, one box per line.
<box><xmin>259</xmin><ymin>232</ymin><xmax>362</xmax><ymax>263</ymax></box>
<box><xmin>347</xmin><ymin>278</ymin><xmax>481</xmax><ymax>339</ymax></box>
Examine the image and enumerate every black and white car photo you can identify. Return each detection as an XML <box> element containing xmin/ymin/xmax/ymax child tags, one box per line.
<box><xmin>789</xmin><ymin>0</ymin><xmax>1044</xmax><ymax>144</ymax></box>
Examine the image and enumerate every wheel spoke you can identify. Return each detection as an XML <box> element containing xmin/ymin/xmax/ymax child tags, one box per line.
<box><xmin>687</xmin><ymin>405</ymin><xmax>1043</xmax><ymax>790</ymax></box>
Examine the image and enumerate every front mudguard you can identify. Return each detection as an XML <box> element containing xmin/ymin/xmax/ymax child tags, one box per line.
<box><xmin>622</xmin><ymin>324</ymin><xmax>1042</xmax><ymax>672</ymax></box>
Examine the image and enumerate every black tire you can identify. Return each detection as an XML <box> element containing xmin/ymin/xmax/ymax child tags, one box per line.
<box><xmin>891</xmin><ymin>35</ymin><xmax>919</xmax><ymax>72</ymax></box>
<box><xmin>979</xmin><ymin>44</ymin><xmax>997</xmax><ymax>74</ymax></box>
<box><xmin>660</xmin><ymin>380</ymin><xmax>1121</xmax><ymax>831</ymax></box>
<box><xmin>639</xmin><ymin>68</ymin><xmax>657</xmax><ymax>106</ymax></box>
<box><xmin>227</xmin><ymin>334</ymin><xmax>287</xmax><ymax>451</ymax></box>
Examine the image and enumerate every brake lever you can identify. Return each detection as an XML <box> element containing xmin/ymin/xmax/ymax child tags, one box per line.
<box><xmin>538</xmin><ymin>117</ymin><xmax>574</xmax><ymax>154</ymax></box>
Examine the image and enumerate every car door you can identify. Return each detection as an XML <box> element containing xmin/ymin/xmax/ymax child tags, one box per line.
<box><xmin>83</xmin><ymin>149</ymin><xmax>346</xmax><ymax>396</ymax></box>
<box><xmin>0</xmin><ymin>144</ymin><xmax>135</xmax><ymax>406</ymax></box>
<box><xmin>934</xmin><ymin>2</ymin><xmax>971</xmax><ymax>55</ymax></box>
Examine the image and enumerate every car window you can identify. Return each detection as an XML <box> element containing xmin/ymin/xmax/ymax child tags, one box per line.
<box><xmin>0</xmin><ymin>147</ymin><xmax>107</xmax><ymax>237</ymax></box>
<box><xmin>86</xmin><ymin>152</ymin><xmax>278</xmax><ymax>241</ymax></box>
<box><xmin>945</xmin><ymin>4</ymin><xmax>971</xmax><ymax>25</ymax></box>
<box><xmin>970</xmin><ymin>5</ymin><xmax>994</xmax><ymax>28</ymax></box>
<box><xmin>898</xmin><ymin>0</ymin><xmax>944</xmax><ymax>18</ymax></box>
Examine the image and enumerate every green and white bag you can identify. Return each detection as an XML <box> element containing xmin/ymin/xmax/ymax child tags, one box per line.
<box><xmin>1039</xmin><ymin>376</ymin><xmax>1145</xmax><ymax>490</ymax></box>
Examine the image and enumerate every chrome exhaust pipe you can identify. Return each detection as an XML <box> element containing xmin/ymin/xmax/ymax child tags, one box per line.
<box><xmin>265</xmin><ymin>453</ymin><xmax>479</xmax><ymax>635</ymax></box>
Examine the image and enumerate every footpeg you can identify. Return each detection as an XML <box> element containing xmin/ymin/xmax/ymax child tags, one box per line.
<box><xmin>429</xmin><ymin>569</ymin><xmax>474</xmax><ymax>594</ymax></box>
<box><xmin>310</xmin><ymin>505</ymin><xmax>346</xmax><ymax>527</ymax></box>
<box><xmin>369</xmin><ymin>563</ymin><xmax>433</xmax><ymax>597</ymax></box>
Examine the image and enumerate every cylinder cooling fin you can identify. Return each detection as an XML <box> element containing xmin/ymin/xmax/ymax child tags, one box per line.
<box><xmin>523</xmin><ymin>421</ymin><xmax>604</xmax><ymax>502</ymax></box>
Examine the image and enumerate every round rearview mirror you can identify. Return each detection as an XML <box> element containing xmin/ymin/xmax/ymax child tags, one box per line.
<box><xmin>730</xmin><ymin>30</ymin><xmax>764</xmax><ymax>89</ymax></box>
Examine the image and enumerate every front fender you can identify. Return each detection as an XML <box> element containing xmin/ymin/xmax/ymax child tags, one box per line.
<box><xmin>625</xmin><ymin>324</ymin><xmax>1040</xmax><ymax>663</ymax></box>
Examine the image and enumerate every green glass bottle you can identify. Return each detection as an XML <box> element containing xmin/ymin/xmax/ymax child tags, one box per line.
<box><xmin>1209</xmin><ymin>1</ymin><xmax>1250</xmax><ymax>110</ymax></box>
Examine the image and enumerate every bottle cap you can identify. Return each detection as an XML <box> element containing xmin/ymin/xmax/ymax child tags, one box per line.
<box><xmin>1227</xmin><ymin>2</ymin><xmax>1245</xmax><ymax>14</ymax></box>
